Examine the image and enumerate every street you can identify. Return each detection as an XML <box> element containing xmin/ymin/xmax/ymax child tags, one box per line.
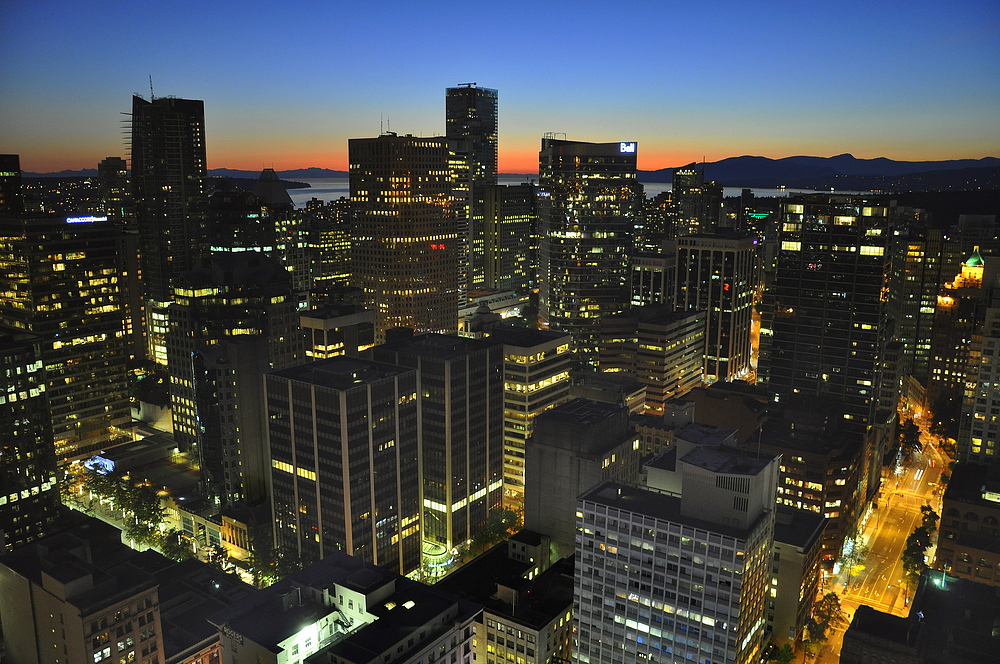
<box><xmin>809</xmin><ymin>415</ymin><xmax>950</xmax><ymax>663</ymax></box>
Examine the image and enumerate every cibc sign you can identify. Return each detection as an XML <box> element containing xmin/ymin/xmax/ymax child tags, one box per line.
<box><xmin>619</xmin><ymin>142</ymin><xmax>637</xmax><ymax>153</ymax></box>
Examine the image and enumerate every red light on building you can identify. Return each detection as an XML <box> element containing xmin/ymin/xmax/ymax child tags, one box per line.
<box><xmin>430</xmin><ymin>243</ymin><xmax>446</xmax><ymax>250</ymax></box>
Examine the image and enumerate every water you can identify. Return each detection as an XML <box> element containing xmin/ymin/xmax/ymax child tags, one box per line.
<box><xmin>287</xmin><ymin>177</ymin><xmax>836</xmax><ymax>208</ymax></box>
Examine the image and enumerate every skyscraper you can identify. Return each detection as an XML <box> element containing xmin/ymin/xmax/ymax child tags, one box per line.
<box><xmin>0</xmin><ymin>154</ymin><xmax>24</xmax><ymax>215</ymax></box>
<box><xmin>674</xmin><ymin>232</ymin><xmax>756</xmax><ymax>383</ymax></box>
<box><xmin>372</xmin><ymin>334</ymin><xmax>504</xmax><ymax>552</ymax></box>
<box><xmin>483</xmin><ymin>183</ymin><xmax>536</xmax><ymax>294</ymax></box>
<box><xmin>446</xmin><ymin>85</ymin><xmax>499</xmax><ymax>293</ymax></box>
<box><xmin>0</xmin><ymin>332</ymin><xmax>59</xmax><ymax>550</ymax></box>
<box><xmin>350</xmin><ymin>133</ymin><xmax>459</xmax><ymax>341</ymax></box>
<box><xmin>538</xmin><ymin>138</ymin><xmax>639</xmax><ymax>366</ymax></box>
<box><xmin>266</xmin><ymin>357</ymin><xmax>422</xmax><ymax>574</ymax></box>
<box><xmin>130</xmin><ymin>95</ymin><xmax>207</xmax><ymax>364</ymax></box>
<box><xmin>0</xmin><ymin>213</ymin><xmax>131</xmax><ymax>459</ymax></box>
<box><xmin>760</xmin><ymin>195</ymin><xmax>892</xmax><ymax>501</ymax></box>
<box><xmin>670</xmin><ymin>163</ymin><xmax>722</xmax><ymax>236</ymax></box>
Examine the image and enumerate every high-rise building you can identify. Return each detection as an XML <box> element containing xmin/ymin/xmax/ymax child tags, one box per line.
<box><xmin>372</xmin><ymin>334</ymin><xmax>504</xmax><ymax>551</ymax></box>
<box><xmin>301</xmin><ymin>304</ymin><xmax>375</xmax><ymax>359</ymax></box>
<box><xmin>167</xmin><ymin>252</ymin><xmax>304</xmax><ymax>501</ymax></box>
<box><xmin>97</xmin><ymin>156</ymin><xmax>131</xmax><ymax>226</ymax></box>
<box><xmin>350</xmin><ymin>133</ymin><xmax>459</xmax><ymax>341</ymax></box>
<box><xmin>0</xmin><ymin>154</ymin><xmax>24</xmax><ymax>215</ymax></box>
<box><xmin>487</xmin><ymin>325</ymin><xmax>573</xmax><ymax>510</ymax></box>
<box><xmin>266</xmin><ymin>357</ymin><xmax>422</xmax><ymax>574</ymax></box>
<box><xmin>483</xmin><ymin>183</ymin><xmax>536</xmax><ymax>294</ymax></box>
<box><xmin>674</xmin><ymin>232</ymin><xmax>756</xmax><ymax>383</ymax></box>
<box><xmin>446</xmin><ymin>84</ymin><xmax>499</xmax><ymax>294</ymax></box>
<box><xmin>0</xmin><ymin>332</ymin><xmax>59</xmax><ymax>550</ymax></box>
<box><xmin>130</xmin><ymin>95</ymin><xmax>207</xmax><ymax>364</ymax></box>
<box><xmin>0</xmin><ymin>213</ymin><xmax>131</xmax><ymax>459</ymax></box>
<box><xmin>630</xmin><ymin>251</ymin><xmax>676</xmax><ymax>308</ymax></box>
<box><xmin>575</xmin><ymin>445</ymin><xmax>780</xmax><ymax>664</ymax></box>
<box><xmin>928</xmin><ymin>249</ymin><xmax>988</xmax><ymax>436</ymax></box>
<box><xmin>760</xmin><ymin>195</ymin><xmax>892</xmax><ymax>501</ymax></box>
<box><xmin>958</xmin><ymin>260</ymin><xmax>999</xmax><ymax>462</ymax></box>
<box><xmin>670</xmin><ymin>163</ymin><xmax>722</xmax><ymax>236</ymax></box>
<box><xmin>538</xmin><ymin>138</ymin><xmax>639</xmax><ymax>366</ymax></box>
<box><xmin>303</xmin><ymin>196</ymin><xmax>353</xmax><ymax>288</ymax></box>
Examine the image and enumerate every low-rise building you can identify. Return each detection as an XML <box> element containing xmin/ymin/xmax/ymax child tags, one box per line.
<box><xmin>935</xmin><ymin>462</ymin><xmax>1000</xmax><ymax>585</ymax></box>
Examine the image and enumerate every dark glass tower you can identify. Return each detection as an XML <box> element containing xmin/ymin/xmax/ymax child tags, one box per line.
<box><xmin>130</xmin><ymin>95</ymin><xmax>207</xmax><ymax>364</ymax></box>
<box><xmin>538</xmin><ymin>138</ymin><xmax>639</xmax><ymax>366</ymax></box>
<box><xmin>0</xmin><ymin>154</ymin><xmax>25</xmax><ymax>215</ymax></box>
<box><xmin>446</xmin><ymin>85</ymin><xmax>498</xmax><ymax>293</ymax></box>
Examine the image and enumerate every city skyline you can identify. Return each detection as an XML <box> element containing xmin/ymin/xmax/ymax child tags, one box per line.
<box><xmin>2</xmin><ymin>1</ymin><xmax>998</xmax><ymax>174</ymax></box>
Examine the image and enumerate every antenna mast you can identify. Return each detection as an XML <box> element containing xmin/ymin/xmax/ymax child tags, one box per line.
<box><xmin>149</xmin><ymin>75</ymin><xmax>154</xmax><ymax>101</ymax></box>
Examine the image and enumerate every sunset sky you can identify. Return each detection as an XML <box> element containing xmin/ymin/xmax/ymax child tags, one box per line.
<box><xmin>1</xmin><ymin>0</ymin><xmax>997</xmax><ymax>174</ymax></box>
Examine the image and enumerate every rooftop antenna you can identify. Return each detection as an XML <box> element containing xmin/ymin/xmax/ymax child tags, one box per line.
<box><xmin>380</xmin><ymin>114</ymin><xmax>383</xmax><ymax>135</ymax></box>
<box><xmin>149</xmin><ymin>75</ymin><xmax>154</xmax><ymax>101</ymax></box>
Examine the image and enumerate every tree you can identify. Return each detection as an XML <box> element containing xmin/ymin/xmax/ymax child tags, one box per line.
<box><xmin>920</xmin><ymin>505</ymin><xmax>939</xmax><ymax>535</ymax></box>
<box><xmin>805</xmin><ymin>592</ymin><xmax>848</xmax><ymax>650</ymax></box>
<box><xmin>902</xmin><ymin>525</ymin><xmax>932</xmax><ymax>588</ymax></box>
<box><xmin>768</xmin><ymin>643</ymin><xmax>795</xmax><ymax>664</ymax></box>
<box><xmin>470</xmin><ymin>507</ymin><xmax>522</xmax><ymax>554</ymax></box>
<box><xmin>899</xmin><ymin>420</ymin><xmax>922</xmax><ymax>459</ymax></box>
<box><xmin>159</xmin><ymin>529</ymin><xmax>195</xmax><ymax>561</ymax></box>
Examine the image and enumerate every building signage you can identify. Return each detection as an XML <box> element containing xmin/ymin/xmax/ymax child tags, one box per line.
<box><xmin>66</xmin><ymin>215</ymin><xmax>108</xmax><ymax>223</ymax></box>
<box><xmin>619</xmin><ymin>142</ymin><xmax>636</xmax><ymax>153</ymax></box>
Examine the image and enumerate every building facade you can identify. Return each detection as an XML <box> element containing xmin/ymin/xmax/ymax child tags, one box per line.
<box><xmin>0</xmin><ymin>213</ymin><xmax>131</xmax><ymax>459</ymax></box>
<box><xmin>266</xmin><ymin>357</ymin><xmax>422</xmax><ymax>575</ymax></box>
<box><xmin>538</xmin><ymin>138</ymin><xmax>639</xmax><ymax>366</ymax></box>
<box><xmin>674</xmin><ymin>233</ymin><xmax>756</xmax><ymax>383</ymax></box>
<box><xmin>372</xmin><ymin>334</ymin><xmax>504</xmax><ymax>552</ymax></box>
<box><xmin>350</xmin><ymin>133</ymin><xmax>459</xmax><ymax>341</ymax></box>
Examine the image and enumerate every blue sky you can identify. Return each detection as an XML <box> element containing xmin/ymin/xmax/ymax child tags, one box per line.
<box><xmin>1</xmin><ymin>0</ymin><xmax>997</xmax><ymax>172</ymax></box>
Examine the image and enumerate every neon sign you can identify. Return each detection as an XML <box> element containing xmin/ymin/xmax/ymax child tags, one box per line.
<box><xmin>430</xmin><ymin>243</ymin><xmax>447</xmax><ymax>250</ymax></box>
<box><xmin>66</xmin><ymin>215</ymin><xmax>108</xmax><ymax>223</ymax></box>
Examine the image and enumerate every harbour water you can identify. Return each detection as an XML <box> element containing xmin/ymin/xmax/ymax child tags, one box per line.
<box><xmin>287</xmin><ymin>176</ymin><xmax>838</xmax><ymax>208</ymax></box>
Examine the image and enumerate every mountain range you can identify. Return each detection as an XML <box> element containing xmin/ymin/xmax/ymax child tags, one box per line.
<box><xmin>23</xmin><ymin>154</ymin><xmax>1000</xmax><ymax>191</ymax></box>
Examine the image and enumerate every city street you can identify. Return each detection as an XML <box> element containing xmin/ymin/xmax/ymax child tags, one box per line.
<box><xmin>810</xmin><ymin>417</ymin><xmax>950</xmax><ymax>663</ymax></box>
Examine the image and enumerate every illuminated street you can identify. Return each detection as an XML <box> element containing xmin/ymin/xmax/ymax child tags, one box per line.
<box><xmin>811</xmin><ymin>418</ymin><xmax>951</xmax><ymax>663</ymax></box>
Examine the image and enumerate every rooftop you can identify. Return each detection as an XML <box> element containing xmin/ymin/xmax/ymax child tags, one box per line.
<box><xmin>679</xmin><ymin>445</ymin><xmax>776</xmax><ymax>477</ymax></box>
<box><xmin>376</xmin><ymin>332</ymin><xmax>498</xmax><ymax>359</ymax></box>
<box><xmin>270</xmin><ymin>356</ymin><xmax>413</xmax><ymax>390</ymax></box>
<box><xmin>488</xmin><ymin>325</ymin><xmax>570</xmax><ymax>350</ymax></box>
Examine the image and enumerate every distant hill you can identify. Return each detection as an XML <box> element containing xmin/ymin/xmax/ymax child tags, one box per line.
<box><xmin>639</xmin><ymin>154</ymin><xmax>1000</xmax><ymax>190</ymax></box>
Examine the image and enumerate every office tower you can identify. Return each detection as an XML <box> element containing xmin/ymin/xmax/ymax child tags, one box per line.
<box><xmin>266</xmin><ymin>357</ymin><xmax>421</xmax><ymax>574</ymax></box>
<box><xmin>446</xmin><ymin>84</ymin><xmax>499</xmax><ymax>294</ymax></box>
<box><xmin>523</xmin><ymin>398</ymin><xmax>641</xmax><ymax>561</ymax></box>
<box><xmin>0</xmin><ymin>333</ymin><xmax>59</xmax><ymax>550</ymax></box>
<box><xmin>760</xmin><ymin>195</ymin><xmax>892</xmax><ymax>500</ymax></box>
<box><xmin>0</xmin><ymin>154</ymin><xmax>24</xmax><ymax>214</ymax></box>
<box><xmin>887</xmin><ymin>227</ymin><xmax>963</xmax><ymax>381</ymax></box>
<box><xmin>350</xmin><ymin>133</ymin><xmax>459</xmax><ymax>341</ymax></box>
<box><xmin>167</xmin><ymin>252</ymin><xmax>304</xmax><ymax>499</ymax></box>
<box><xmin>670</xmin><ymin>163</ymin><xmax>722</xmax><ymax>236</ymax></box>
<box><xmin>304</xmin><ymin>196</ymin><xmax>353</xmax><ymax>288</ymax></box>
<box><xmin>483</xmin><ymin>183</ymin><xmax>536</xmax><ymax>293</ymax></box>
<box><xmin>630</xmin><ymin>251</ymin><xmax>676</xmax><ymax>308</ymax></box>
<box><xmin>130</xmin><ymin>95</ymin><xmax>207</xmax><ymax>364</ymax></box>
<box><xmin>97</xmin><ymin>156</ymin><xmax>131</xmax><ymax>226</ymax></box>
<box><xmin>599</xmin><ymin>306</ymin><xmax>706</xmax><ymax>412</ymax></box>
<box><xmin>576</xmin><ymin>446</ymin><xmax>780</xmax><ymax>664</ymax></box>
<box><xmin>0</xmin><ymin>518</ymin><xmax>165</xmax><ymax>664</ymax></box>
<box><xmin>211</xmin><ymin>552</ymin><xmax>479</xmax><ymax>664</ymax></box>
<box><xmin>674</xmin><ymin>232</ymin><xmax>756</xmax><ymax>383</ymax></box>
<box><xmin>372</xmin><ymin>334</ymin><xmax>504</xmax><ymax>551</ymax></box>
<box><xmin>0</xmin><ymin>213</ymin><xmax>131</xmax><ymax>459</ymax></box>
<box><xmin>190</xmin><ymin>337</ymin><xmax>270</xmax><ymax>506</ymax></box>
<box><xmin>958</xmin><ymin>268</ymin><xmax>1000</xmax><ymax>462</ymax></box>
<box><xmin>927</xmin><ymin>249</ymin><xmax>987</xmax><ymax>435</ymax></box>
<box><xmin>301</xmin><ymin>304</ymin><xmax>376</xmax><ymax>359</ymax></box>
<box><xmin>538</xmin><ymin>138</ymin><xmax>639</xmax><ymax>365</ymax></box>
<box><xmin>636</xmin><ymin>191</ymin><xmax>671</xmax><ymax>252</ymax></box>
<box><xmin>487</xmin><ymin>326</ymin><xmax>573</xmax><ymax>510</ymax></box>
